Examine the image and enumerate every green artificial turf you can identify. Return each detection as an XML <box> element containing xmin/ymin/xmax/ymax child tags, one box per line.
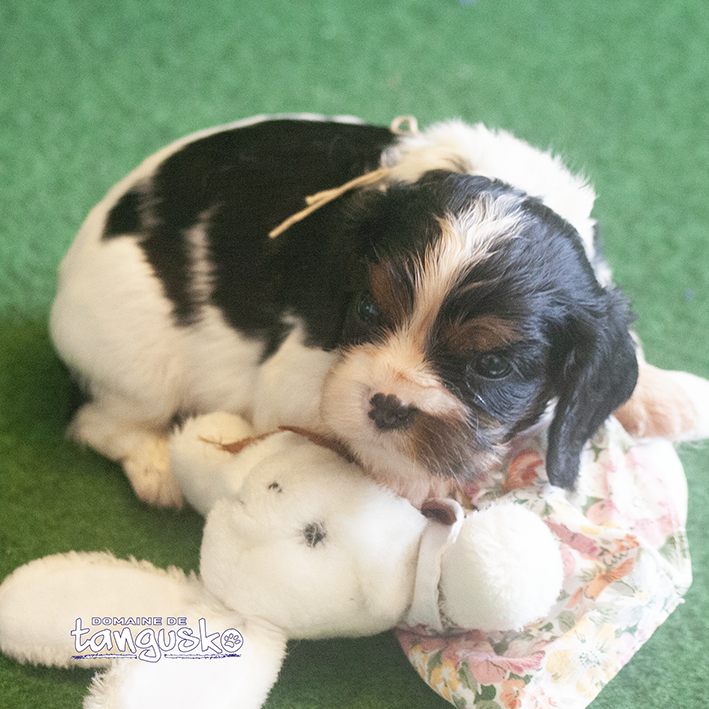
<box><xmin>1</xmin><ymin>1</ymin><xmax>708</xmax><ymax>707</ymax></box>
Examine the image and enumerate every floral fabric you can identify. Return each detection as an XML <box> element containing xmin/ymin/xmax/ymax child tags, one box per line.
<box><xmin>396</xmin><ymin>418</ymin><xmax>692</xmax><ymax>709</ymax></box>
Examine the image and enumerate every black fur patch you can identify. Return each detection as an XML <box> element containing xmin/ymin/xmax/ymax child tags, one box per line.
<box><xmin>103</xmin><ymin>119</ymin><xmax>396</xmax><ymax>333</ymax></box>
<box><xmin>105</xmin><ymin>187</ymin><xmax>144</xmax><ymax>236</ymax></box>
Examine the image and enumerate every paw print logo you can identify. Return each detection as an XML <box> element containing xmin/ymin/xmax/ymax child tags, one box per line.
<box><xmin>220</xmin><ymin>629</ymin><xmax>244</xmax><ymax>654</ymax></box>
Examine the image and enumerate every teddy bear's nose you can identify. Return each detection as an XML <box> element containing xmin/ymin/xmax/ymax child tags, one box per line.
<box><xmin>368</xmin><ymin>393</ymin><xmax>417</xmax><ymax>431</ymax></box>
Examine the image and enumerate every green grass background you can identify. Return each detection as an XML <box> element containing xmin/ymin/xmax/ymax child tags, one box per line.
<box><xmin>1</xmin><ymin>1</ymin><xmax>708</xmax><ymax>707</ymax></box>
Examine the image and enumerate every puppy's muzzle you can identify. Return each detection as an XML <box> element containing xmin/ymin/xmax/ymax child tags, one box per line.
<box><xmin>368</xmin><ymin>394</ymin><xmax>418</xmax><ymax>431</ymax></box>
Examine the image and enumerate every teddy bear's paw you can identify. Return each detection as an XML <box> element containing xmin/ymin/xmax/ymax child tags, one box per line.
<box><xmin>169</xmin><ymin>413</ymin><xmax>259</xmax><ymax>515</ymax></box>
<box><xmin>123</xmin><ymin>436</ymin><xmax>183</xmax><ymax>508</ymax></box>
<box><xmin>172</xmin><ymin>413</ymin><xmax>255</xmax><ymax>462</ymax></box>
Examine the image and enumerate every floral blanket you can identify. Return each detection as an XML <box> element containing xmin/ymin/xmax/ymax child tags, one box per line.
<box><xmin>396</xmin><ymin>417</ymin><xmax>692</xmax><ymax>709</ymax></box>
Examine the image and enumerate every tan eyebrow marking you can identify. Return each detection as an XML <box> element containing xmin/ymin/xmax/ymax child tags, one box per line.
<box><xmin>444</xmin><ymin>315</ymin><xmax>521</xmax><ymax>354</ymax></box>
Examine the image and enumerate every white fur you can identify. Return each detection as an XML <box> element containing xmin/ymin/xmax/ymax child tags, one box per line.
<box><xmin>433</xmin><ymin>194</ymin><xmax>525</xmax><ymax>274</ymax></box>
<box><xmin>382</xmin><ymin>120</ymin><xmax>597</xmax><ymax>260</ymax></box>
<box><xmin>251</xmin><ymin>324</ymin><xmax>337</xmax><ymax>434</ymax></box>
<box><xmin>177</xmin><ymin>421</ymin><xmax>429</xmax><ymax>637</ymax></box>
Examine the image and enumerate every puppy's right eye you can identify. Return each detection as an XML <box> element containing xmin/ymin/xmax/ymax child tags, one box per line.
<box><xmin>472</xmin><ymin>352</ymin><xmax>513</xmax><ymax>379</ymax></box>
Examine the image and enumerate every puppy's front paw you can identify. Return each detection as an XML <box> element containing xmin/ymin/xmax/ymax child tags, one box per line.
<box><xmin>123</xmin><ymin>437</ymin><xmax>183</xmax><ymax>508</ymax></box>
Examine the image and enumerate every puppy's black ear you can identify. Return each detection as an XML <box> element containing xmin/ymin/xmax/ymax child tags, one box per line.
<box><xmin>547</xmin><ymin>293</ymin><xmax>638</xmax><ymax>489</ymax></box>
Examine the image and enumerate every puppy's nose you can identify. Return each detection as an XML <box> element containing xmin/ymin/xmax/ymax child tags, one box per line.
<box><xmin>368</xmin><ymin>393</ymin><xmax>417</xmax><ymax>431</ymax></box>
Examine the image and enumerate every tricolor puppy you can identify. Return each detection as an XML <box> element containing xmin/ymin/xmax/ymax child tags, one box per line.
<box><xmin>51</xmin><ymin>115</ymin><xmax>638</xmax><ymax>507</ymax></box>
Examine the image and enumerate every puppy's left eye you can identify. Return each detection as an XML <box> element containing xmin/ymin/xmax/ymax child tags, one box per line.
<box><xmin>354</xmin><ymin>292</ymin><xmax>380</xmax><ymax>325</ymax></box>
<box><xmin>342</xmin><ymin>291</ymin><xmax>383</xmax><ymax>344</ymax></box>
<box><xmin>472</xmin><ymin>352</ymin><xmax>512</xmax><ymax>379</ymax></box>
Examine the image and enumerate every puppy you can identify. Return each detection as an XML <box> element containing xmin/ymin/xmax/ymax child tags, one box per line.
<box><xmin>50</xmin><ymin>114</ymin><xmax>639</xmax><ymax>507</ymax></box>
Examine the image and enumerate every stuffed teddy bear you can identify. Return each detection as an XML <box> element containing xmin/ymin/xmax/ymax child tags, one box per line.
<box><xmin>0</xmin><ymin>413</ymin><xmax>564</xmax><ymax>709</ymax></box>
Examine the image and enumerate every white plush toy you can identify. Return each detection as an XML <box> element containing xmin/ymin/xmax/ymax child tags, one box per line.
<box><xmin>0</xmin><ymin>413</ymin><xmax>563</xmax><ymax>709</ymax></box>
